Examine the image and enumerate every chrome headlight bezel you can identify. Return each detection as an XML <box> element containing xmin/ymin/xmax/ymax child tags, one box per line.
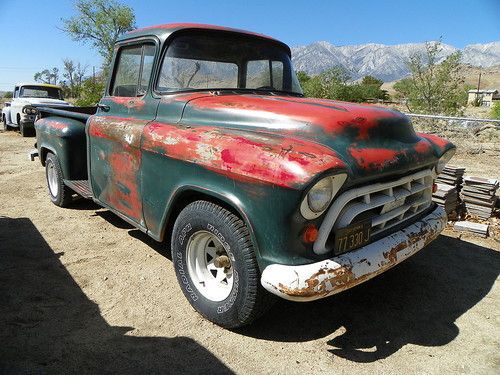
<box><xmin>300</xmin><ymin>173</ymin><xmax>347</xmax><ymax>220</ymax></box>
<box><xmin>436</xmin><ymin>148</ymin><xmax>456</xmax><ymax>174</ymax></box>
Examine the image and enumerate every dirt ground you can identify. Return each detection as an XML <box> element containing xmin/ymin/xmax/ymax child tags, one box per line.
<box><xmin>0</xmin><ymin>130</ymin><xmax>499</xmax><ymax>374</ymax></box>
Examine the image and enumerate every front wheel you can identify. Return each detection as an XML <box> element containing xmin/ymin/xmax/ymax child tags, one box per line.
<box><xmin>19</xmin><ymin>122</ymin><xmax>32</xmax><ymax>137</ymax></box>
<box><xmin>171</xmin><ymin>200</ymin><xmax>274</xmax><ymax>328</ymax></box>
<box><xmin>3</xmin><ymin>116</ymin><xmax>10</xmax><ymax>131</ymax></box>
<box><xmin>45</xmin><ymin>153</ymin><xmax>73</xmax><ymax>207</ymax></box>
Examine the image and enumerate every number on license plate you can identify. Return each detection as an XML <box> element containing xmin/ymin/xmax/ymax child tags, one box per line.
<box><xmin>334</xmin><ymin>221</ymin><xmax>371</xmax><ymax>255</ymax></box>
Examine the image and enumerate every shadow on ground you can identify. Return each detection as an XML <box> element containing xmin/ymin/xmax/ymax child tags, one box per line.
<box><xmin>240</xmin><ymin>234</ymin><xmax>500</xmax><ymax>363</ymax></box>
<box><xmin>0</xmin><ymin>217</ymin><xmax>232</xmax><ymax>374</ymax></box>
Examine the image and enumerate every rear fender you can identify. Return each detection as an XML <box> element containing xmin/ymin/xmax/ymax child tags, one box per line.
<box><xmin>35</xmin><ymin>116</ymin><xmax>87</xmax><ymax>180</ymax></box>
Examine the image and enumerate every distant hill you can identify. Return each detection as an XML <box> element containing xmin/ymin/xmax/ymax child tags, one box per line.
<box><xmin>291</xmin><ymin>41</ymin><xmax>500</xmax><ymax>82</ymax></box>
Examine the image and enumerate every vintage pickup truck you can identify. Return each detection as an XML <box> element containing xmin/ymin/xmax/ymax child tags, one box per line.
<box><xmin>2</xmin><ymin>83</ymin><xmax>69</xmax><ymax>136</ymax></box>
<box><xmin>32</xmin><ymin>23</ymin><xmax>455</xmax><ymax>328</ymax></box>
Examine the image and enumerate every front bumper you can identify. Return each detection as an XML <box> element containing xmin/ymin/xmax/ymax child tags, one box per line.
<box><xmin>261</xmin><ymin>205</ymin><xmax>447</xmax><ymax>301</ymax></box>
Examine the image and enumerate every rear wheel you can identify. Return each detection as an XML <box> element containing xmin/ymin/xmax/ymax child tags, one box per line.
<box><xmin>45</xmin><ymin>153</ymin><xmax>73</xmax><ymax>207</ymax></box>
<box><xmin>171</xmin><ymin>200</ymin><xmax>274</xmax><ymax>328</ymax></box>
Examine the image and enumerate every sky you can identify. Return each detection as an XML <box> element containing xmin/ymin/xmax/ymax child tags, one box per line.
<box><xmin>0</xmin><ymin>0</ymin><xmax>499</xmax><ymax>91</ymax></box>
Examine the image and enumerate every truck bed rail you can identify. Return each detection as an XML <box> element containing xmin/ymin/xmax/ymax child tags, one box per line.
<box><xmin>36</xmin><ymin>106</ymin><xmax>97</xmax><ymax>122</ymax></box>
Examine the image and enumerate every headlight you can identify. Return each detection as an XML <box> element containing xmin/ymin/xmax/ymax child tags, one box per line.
<box><xmin>300</xmin><ymin>173</ymin><xmax>347</xmax><ymax>220</ymax></box>
<box><xmin>436</xmin><ymin>148</ymin><xmax>456</xmax><ymax>174</ymax></box>
<box><xmin>23</xmin><ymin>106</ymin><xmax>37</xmax><ymax>115</ymax></box>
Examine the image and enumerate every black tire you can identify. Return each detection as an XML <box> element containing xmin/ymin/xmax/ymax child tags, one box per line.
<box><xmin>171</xmin><ymin>200</ymin><xmax>274</xmax><ymax>328</ymax></box>
<box><xmin>3</xmin><ymin>115</ymin><xmax>10</xmax><ymax>131</ymax></box>
<box><xmin>19</xmin><ymin>122</ymin><xmax>32</xmax><ymax>137</ymax></box>
<box><xmin>45</xmin><ymin>153</ymin><xmax>73</xmax><ymax>207</ymax></box>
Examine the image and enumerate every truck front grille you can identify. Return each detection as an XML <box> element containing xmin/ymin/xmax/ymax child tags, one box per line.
<box><xmin>313</xmin><ymin>169</ymin><xmax>434</xmax><ymax>255</ymax></box>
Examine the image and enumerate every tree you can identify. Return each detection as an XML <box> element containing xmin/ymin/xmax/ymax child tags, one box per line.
<box><xmin>4</xmin><ymin>92</ymin><xmax>13</xmax><ymax>99</ymax></box>
<box><xmin>361</xmin><ymin>75</ymin><xmax>383</xmax><ymax>87</ymax></box>
<box><xmin>61</xmin><ymin>0</ymin><xmax>135</xmax><ymax>69</ymax></box>
<box><xmin>34</xmin><ymin>69</ymin><xmax>53</xmax><ymax>84</ymax></box>
<box><xmin>298</xmin><ymin>69</ymin><xmax>388</xmax><ymax>103</ymax></box>
<box><xmin>63</xmin><ymin>59</ymin><xmax>76</xmax><ymax>96</ymax></box>
<box><xmin>51</xmin><ymin>68</ymin><xmax>60</xmax><ymax>85</ymax></box>
<box><xmin>394</xmin><ymin>41</ymin><xmax>466</xmax><ymax>115</ymax></box>
<box><xmin>296</xmin><ymin>71</ymin><xmax>311</xmax><ymax>87</ymax></box>
<box><xmin>75</xmin><ymin>76</ymin><xmax>105</xmax><ymax>106</ymax></box>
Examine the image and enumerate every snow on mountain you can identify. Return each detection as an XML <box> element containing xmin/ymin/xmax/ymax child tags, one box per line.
<box><xmin>291</xmin><ymin>41</ymin><xmax>500</xmax><ymax>82</ymax></box>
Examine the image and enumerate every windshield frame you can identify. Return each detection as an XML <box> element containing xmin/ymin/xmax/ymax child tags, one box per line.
<box><xmin>19</xmin><ymin>85</ymin><xmax>64</xmax><ymax>100</ymax></box>
<box><xmin>153</xmin><ymin>30</ymin><xmax>303</xmax><ymax>97</ymax></box>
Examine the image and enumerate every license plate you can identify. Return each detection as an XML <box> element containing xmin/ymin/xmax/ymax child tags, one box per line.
<box><xmin>334</xmin><ymin>221</ymin><xmax>371</xmax><ymax>255</ymax></box>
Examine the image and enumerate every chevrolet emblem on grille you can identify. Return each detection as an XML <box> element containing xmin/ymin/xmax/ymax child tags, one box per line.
<box><xmin>380</xmin><ymin>197</ymin><xmax>406</xmax><ymax>214</ymax></box>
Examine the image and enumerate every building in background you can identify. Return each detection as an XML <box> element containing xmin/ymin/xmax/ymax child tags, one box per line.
<box><xmin>467</xmin><ymin>89</ymin><xmax>499</xmax><ymax>107</ymax></box>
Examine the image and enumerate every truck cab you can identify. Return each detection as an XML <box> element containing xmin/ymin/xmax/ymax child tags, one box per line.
<box><xmin>33</xmin><ymin>23</ymin><xmax>455</xmax><ymax>328</ymax></box>
<box><xmin>2</xmin><ymin>83</ymin><xmax>69</xmax><ymax>136</ymax></box>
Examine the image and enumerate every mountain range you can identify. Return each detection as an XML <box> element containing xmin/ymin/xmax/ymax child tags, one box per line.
<box><xmin>291</xmin><ymin>41</ymin><xmax>500</xmax><ymax>82</ymax></box>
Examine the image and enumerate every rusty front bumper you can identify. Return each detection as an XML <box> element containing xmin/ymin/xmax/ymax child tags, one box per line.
<box><xmin>260</xmin><ymin>205</ymin><xmax>447</xmax><ymax>302</ymax></box>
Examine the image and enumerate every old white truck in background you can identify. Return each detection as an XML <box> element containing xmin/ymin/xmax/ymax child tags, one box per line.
<box><xmin>2</xmin><ymin>83</ymin><xmax>70</xmax><ymax>136</ymax></box>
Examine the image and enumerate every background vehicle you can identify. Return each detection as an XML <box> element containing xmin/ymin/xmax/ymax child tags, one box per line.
<box><xmin>32</xmin><ymin>23</ymin><xmax>455</xmax><ymax>328</ymax></box>
<box><xmin>2</xmin><ymin>83</ymin><xmax>69</xmax><ymax>136</ymax></box>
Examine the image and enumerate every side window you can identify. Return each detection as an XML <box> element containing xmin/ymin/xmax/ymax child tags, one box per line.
<box><xmin>111</xmin><ymin>43</ymin><xmax>155</xmax><ymax>97</ymax></box>
<box><xmin>139</xmin><ymin>45</ymin><xmax>156</xmax><ymax>95</ymax></box>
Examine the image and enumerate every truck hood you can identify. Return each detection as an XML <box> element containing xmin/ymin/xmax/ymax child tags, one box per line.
<box><xmin>16</xmin><ymin>98</ymin><xmax>70</xmax><ymax>106</ymax></box>
<box><xmin>180</xmin><ymin>93</ymin><xmax>454</xmax><ymax>182</ymax></box>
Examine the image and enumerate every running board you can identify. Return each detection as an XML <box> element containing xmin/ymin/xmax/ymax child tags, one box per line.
<box><xmin>64</xmin><ymin>179</ymin><xmax>92</xmax><ymax>199</ymax></box>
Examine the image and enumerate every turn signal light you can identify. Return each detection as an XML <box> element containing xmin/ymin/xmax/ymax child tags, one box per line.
<box><xmin>302</xmin><ymin>225</ymin><xmax>319</xmax><ymax>244</ymax></box>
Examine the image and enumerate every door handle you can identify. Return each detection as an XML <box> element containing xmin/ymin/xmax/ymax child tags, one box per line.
<box><xmin>97</xmin><ymin>104</ymin><xmax>110</xmax><ymax>112</ymax></box>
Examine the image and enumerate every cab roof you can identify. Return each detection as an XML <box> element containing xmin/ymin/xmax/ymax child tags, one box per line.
<box><xmin>118</xmin><ymin>23</ymin><xmax>290</xmax><ymax>54</ymax></box>
<box><xmin>16</xmin><ymin>83</ymin><xmax>62</xmax><ymax>89</ymax></box>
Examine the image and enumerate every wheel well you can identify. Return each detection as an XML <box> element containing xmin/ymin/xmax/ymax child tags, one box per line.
<box><xmin>161</xmin><ymin>190</ymin><xmax>245</xmax><ymax>245</ymax></box>
<box><xmin>39</xmin><ymin>147</ymin><xmax>52</xmax><ymax>166</ymax></box>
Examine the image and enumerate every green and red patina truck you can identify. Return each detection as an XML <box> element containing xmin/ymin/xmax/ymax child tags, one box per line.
<box><xmin>32</xmin><ymin>23</ymin><xmax>455</xmax><ymax>328</ymax></box>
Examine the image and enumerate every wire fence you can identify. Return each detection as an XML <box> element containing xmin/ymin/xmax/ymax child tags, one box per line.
<box><xmin>404</xmin><ymin>113</ymin><xmax>500</xmax><ymax>154</ymax></box>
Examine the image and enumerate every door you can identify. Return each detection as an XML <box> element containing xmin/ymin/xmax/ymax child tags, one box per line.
<box><xmin>11</xmin><ymin>86</ymin><xmax>20</xmax><ymax>124</ymax></box>
<box><xmin>87</xmin><ymin>41</ymin><xmax>158</xmax><ymax>227</ymax></box>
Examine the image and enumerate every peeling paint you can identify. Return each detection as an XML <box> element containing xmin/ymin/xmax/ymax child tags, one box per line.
<box><xmin>142</xmin><ymin>122</ymin><xmax>346</xmax><ymax>188</ymax></box>
<box><xmin>261</xmin><ymin>206</ymin><xmax>447</xmax><ymax>301</ymax></box>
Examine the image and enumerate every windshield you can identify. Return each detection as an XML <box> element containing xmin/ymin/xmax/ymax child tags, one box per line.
<box><xmin>20</xmin><ymin>86</ymin><xmax>63</xmax><ymax>100</ymax></box>
<box><xmin>158</xmin><ymin>32</ymin><xmax>303</xmax><ymax>95</ymax></box>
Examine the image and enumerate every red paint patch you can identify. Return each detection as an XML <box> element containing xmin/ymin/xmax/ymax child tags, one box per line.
<box><xmin>349</xmin><ymin>147</ymin><xmax>401</xmax><ymax>170</ymax></box>
<box><xmin>106</xmin><ymin>149</ymin><xmax>142</xmax><ymax>221</ymax></box>
<box><xmin>413</xmin><ymin>140</ymin><xmax>432</xmax><ymax>154</ymax></box>
<box><xmin>417</xmin><ymin>132</ymin><xmax>452</xmax><ymax>152</ymax></box>
<box><xmin>109</xmin><ymin>97</ymin><xmax>146</xmax><ymax>110</ymax></box>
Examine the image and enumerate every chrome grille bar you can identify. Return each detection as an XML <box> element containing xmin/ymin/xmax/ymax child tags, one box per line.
<box><xmin>313</xmin><ymin>169</ymin><xmax>434</xmax><ymax>255</ymax></box>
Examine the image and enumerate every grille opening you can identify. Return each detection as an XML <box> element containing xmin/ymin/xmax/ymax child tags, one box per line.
<box><xmin>314</xmin><ymin>169</ymin><xmax>434</xmax><ymax>255</ymax></box>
